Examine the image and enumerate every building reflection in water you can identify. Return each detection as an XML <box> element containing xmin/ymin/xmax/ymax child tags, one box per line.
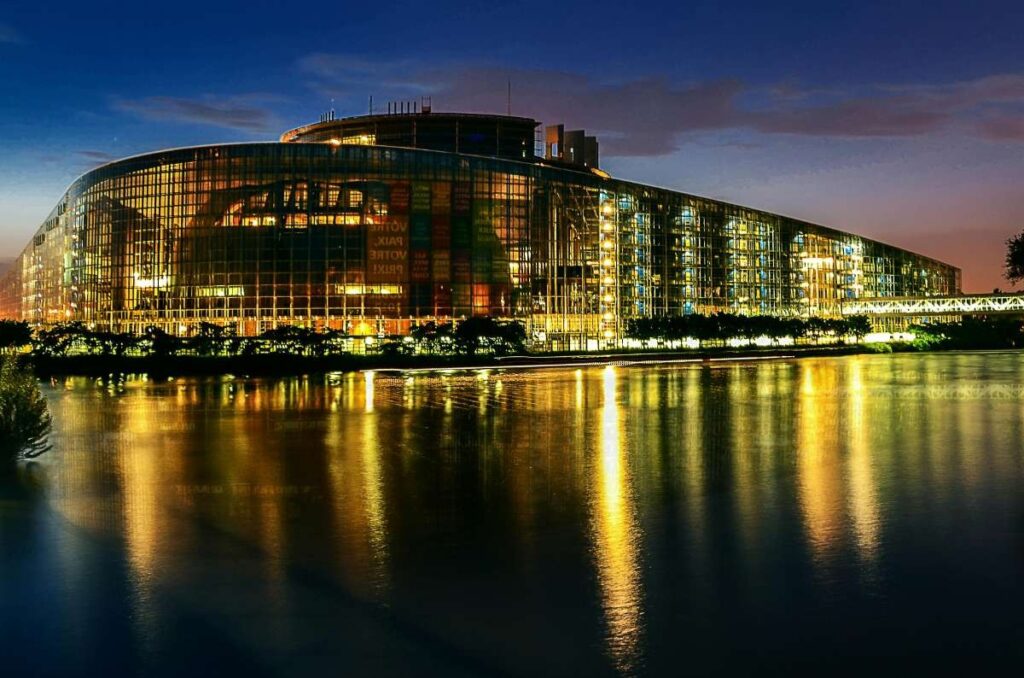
<box><xmin>323</xmin><ymin>370</ymin><xmax>391</xmax><ymax>600</ymax></box>
<box><xmin>116</xmin><ymin>391</ymin><xmax>170</xmax><ymax>658</ymax></box>
<box><xmin>591</xmin><ymin>366</ymin><xmax>644</xmax><ymax>671</ymax></box>
<box><xmin>29</xmin><ymin>353</ymin><xmax>1022</xmax><ymax>673</ymax></box>
<box><xmin>845</xmin><ymin>359</ymin><xmax>880</xmax><ymax>567</ymax></box>
<box><xmin>797</xmin><ymin>358</ymin><xmax>883</xmax><ymax>575</ymax></box>
<box><xmin>360</xmin><ymin>371</ymin><xmax>390</xmax><ymax>595</ymax></box>
<box><xmin>797</xmin><ymin>361</ymin><xmax>846</xmax><ymax>567</ymax></box>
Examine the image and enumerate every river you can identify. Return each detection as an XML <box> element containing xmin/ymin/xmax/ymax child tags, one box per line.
<box><xmin>2</xmin><ymin>352</ymin><xmax>1022</xmax><ymax>676</ymax></box>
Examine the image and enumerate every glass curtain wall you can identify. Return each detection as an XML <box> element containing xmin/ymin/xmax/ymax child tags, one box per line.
<box><xmin>0</xmin><ymin>143</ymin><xmax>960</xmax><ymax>348</ymax></box>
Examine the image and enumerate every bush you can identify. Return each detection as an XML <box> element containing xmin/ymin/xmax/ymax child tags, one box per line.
<box><xmin>0</xmin><ymin>320</ymin><xmax>32</xmax><ymax>353</ymax></box>
<box><xmin>453</xmin><ymin>317</ymin><xmax>527</xmax><ymax>355</ymax></box>
<box><xmin>0</xmin><ymin>356</ymin><xmax>51</xmax><ymax>463</ymax></box>
<box><xmin>625</xmin><ymin>312</ymin><xmax>872</xmax><ymax>344</ymax></box>
<box><xmin>909</xmin><ymin>330</ymin><xmax>946</xmax><ymax>351</ymax></box>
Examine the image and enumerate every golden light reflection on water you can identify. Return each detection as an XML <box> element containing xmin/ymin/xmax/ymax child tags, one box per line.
<box><xmin>322</xmin><ymin>371</ymin><xmax>392</xmax><ymax>599</ymax></box>
<box><xmin>846</xmin><ymin>359</ymin><xmax>880</xmax><ymax>565</ymax></box>
<box><xmin>117</xmin><ymin>396</ymin><xmax>167</xmax><ymax>654</ymax></box>
<box><xmin>360</xmin><ymin>372</ymin><xmax>390</xmax><ymax>594</ymax></box>
<box><xmin>797</xmin><ymin>362</ymin><xmax>845</xmax><ymax>564</ymax></box>
<box><xmin>592</xmin><ymin>366</ymin><xmax>643</xmax><ymax>671</ymax></box>
<box><xmin>32</xmin><ymin>354</ymin><xmax>1024</xmax><ymax>674</ymax></box>
<box><xmin>797</xmin><ymin>359</ymin><xmax>884</xmax><ymax>571</ymax></box>
<box><xmin>364</xmin><ymin>370</ymin><xmax>375</xmax><ymax>414</ymax></box>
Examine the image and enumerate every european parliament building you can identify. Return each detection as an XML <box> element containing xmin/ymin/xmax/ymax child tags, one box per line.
<box><xmin>0</xmin><ymin>108</ymin><xmax>960</xmax><ymax>349</ymax></box>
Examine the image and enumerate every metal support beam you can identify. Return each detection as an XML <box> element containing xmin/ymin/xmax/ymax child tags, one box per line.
<box><xmin>841</xmin><ymin>294</ymin><xmax>1024</xmax><ymax>317</ymax></box>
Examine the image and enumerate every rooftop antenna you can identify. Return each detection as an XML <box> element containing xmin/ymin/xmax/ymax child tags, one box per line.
<box><xmin>369</xmin><ymin>95</ymin><xmax>373</xmax><ymax>115</ymax></box>
<box><xmin>507</xmin><ymin>79</ymin><xmax>511</xmax><ymax>116</ymax></box>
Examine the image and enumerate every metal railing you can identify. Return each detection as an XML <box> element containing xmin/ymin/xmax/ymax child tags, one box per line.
<box><xmin>841</xmin><ymin>293</ymin><xmax>1024</xmax><ymax>316</ymax></box>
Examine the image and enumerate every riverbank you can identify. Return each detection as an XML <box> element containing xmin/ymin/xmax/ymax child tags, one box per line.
<box><xmin>13</xmin><ymin>315</ymin><xmax>1022</xmax><ymax>377</ymax></box>
<box><xmin>25</xmin><ymin>342</ymin><xmax>909</xmax><ymax>377</ymax></box>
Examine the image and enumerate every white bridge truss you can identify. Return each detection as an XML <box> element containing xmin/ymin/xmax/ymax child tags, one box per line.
<box><xmin>841</xmin><ymin>294</ymin><xmax>1024</xmax><ymax>317</ymax></box>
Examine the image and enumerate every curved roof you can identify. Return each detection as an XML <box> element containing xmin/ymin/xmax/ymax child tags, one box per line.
<box><xmin>279</xmin><ymin>111</ymin><xmax>540</xmax><ymax>143</ymax></box>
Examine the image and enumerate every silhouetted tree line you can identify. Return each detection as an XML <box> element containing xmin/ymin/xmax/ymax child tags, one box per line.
<box><xmin>0</xmin><ymin>320</ymin><xmax>32</xmax><ymax>355</ymax></box>
<box><xmin>8</xmin><ymin>313</ymin><xmax>1024</xmax><ymax>361</ymax></box>
<box><xmin>407</xmin><ymin>318</ymin><xmax>527</xmax><ymax>356</ymax></box>
<box><xmin>625</xmin><ymin>313</ymin><xmax>873</xmax><ymax>343</ymax></box>
<box><xmin>910</xmin><ymin>317</ymin><xmax>1024</xmax><ymax>350</ymax></box>
<box><xmin>9</xmin><ymin>317</ymin><xmax>527</xmax><ymax>359</ymax></box>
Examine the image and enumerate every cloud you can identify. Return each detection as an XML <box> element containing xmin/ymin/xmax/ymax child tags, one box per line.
<box><xmin>298</xmin><ymin>55</ymin><xmax>1024</xmax><ymax>156</ymax></box>
<box><xmin>976</xmin><ymin>115</ymin><xmax>1024</xmax><ymax>141</ymax></box>
<box><xmin>441</xmin><ymin>71</ymin><xmax>747</xmax><ymax>156</ymax></box>
<box><xmin>0</xmin><ymin>22</ymin><xmax>24</xmax><ymax>44</ymax></box>
<box><xmin>76</xmin><ymin>150</ymin><xmax>119</xmax><ymax>163</ymax></box>
<box><xmin>298</xmin><ymin>54</ymin><xmax>433</xmax><ymax>93</ymax></box>
<box><xmin>747</xmin><ymin>96</ymin><xmax>946</xmax><ymax>137</ymax></box>
<box><xmin>113</xmin><ymin>95</ymin><xmax>278</xmax><ymax>132</ymax></box>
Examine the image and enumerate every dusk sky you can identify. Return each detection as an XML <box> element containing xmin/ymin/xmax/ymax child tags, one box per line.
<box><xmin>1</xmin><ymin>0</ymin><xmax>1022</xmax><ymax>290</ymax></box>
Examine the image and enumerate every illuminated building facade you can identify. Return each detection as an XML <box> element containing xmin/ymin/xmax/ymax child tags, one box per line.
<box><xmin>0</xmin><ymin>110</ymin><xmax>960</xmax><ymax>348</ymax></box>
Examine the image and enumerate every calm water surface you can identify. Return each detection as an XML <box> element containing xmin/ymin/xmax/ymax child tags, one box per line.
<box><xmin>2</xmin><ymin>352</ymin><xmax>1023</xmax><ymax>676</ymax></box>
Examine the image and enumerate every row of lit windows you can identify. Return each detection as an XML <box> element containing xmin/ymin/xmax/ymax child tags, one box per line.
<box><xmin>3</xmin><ymin>144</ymin><xmax>959</xmax><ymax>329</ymax></box>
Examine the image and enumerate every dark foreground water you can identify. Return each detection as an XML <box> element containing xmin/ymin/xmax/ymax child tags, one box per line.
<box><xmin>2</xmin><ymin>352</ymin><xmax>1023</xmax><ymax>676</ymax></box>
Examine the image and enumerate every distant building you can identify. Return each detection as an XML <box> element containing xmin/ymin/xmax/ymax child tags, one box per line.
<box><xmin>0</xmin><ymin>108</ymin><xmax>959</xmax><ymax>349</ymax></box>
<box><xmin>545</xmin><ymin>124</ymin><xmax>599</xmax><ymax>169</ymax></box>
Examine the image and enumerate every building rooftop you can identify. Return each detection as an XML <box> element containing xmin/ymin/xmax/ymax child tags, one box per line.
<box><xmin>280</xmin><ymin>110</ymin><xmax>541</xmax><ymax>161</ymax></box>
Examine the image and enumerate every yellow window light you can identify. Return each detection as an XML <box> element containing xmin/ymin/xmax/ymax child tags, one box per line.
<box><xmin>341</xmin><ymin>134</ymin><xmax>376</xmax><ymax>145</ymax></box>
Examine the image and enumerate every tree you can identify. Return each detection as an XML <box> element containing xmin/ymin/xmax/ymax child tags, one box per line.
<box><xmin>258</xmin><ymin>325</ymin><xmax>320</xmax><ymax>356</ymax></box>
<box><xmin>191</xmin><ymin>322</ymin><xmax>228</xmax><ymax>356</ymax></box>
<box><xmin>1005</xmin><ymin>229</ymin><xmax>1024</xmax><ymax>285</ymax></box>
<box><xmin>497</xmin><ymin>320</ymin><xmax>527</xmax><ymax>354</ymax></box>
<box><xmin>143</xmin><ymin>326</ymin><xmax>180</xmax><ymax>357</ymax></box>
<box><xmin>33</xmin><ymin>322</ymin><xmax>88</xmax><ymax>358</ymax></box>
<box><xmin>454</xmin><ymin>317</ymin><xmax>527</xmax><ymax>356</ymax></box>
<box><xmin>805</xmin><ymin>317</ymin><xmax>831</xmax><ymax>343</ymax></box>
<box><xmin>317</xmin><ymin>328</ymin><xmax>348</xmax><ymax>357</ymax></box>
<box><xmin>845</xmin><ymin>315</ymin><xmax>872</xmax><ymax>340</ymax></box>
<box><xmin>0</xmin><ymin>355</ymin><xmax>51</xmax><ymax>463</ymax></box>
<box><xmin>0</xmin><ymin>320</ymin><xmax>32</xmax><ymax>354</ymax></box>
<box><xmin>454</xmin><ymin>317</ymin><xmax>490</xmax><ymax>355</ymax></box>
<box><xmin>410</xmin><ymin>321</ymin><xmax>456</xmax><ymax>354</ymax></box>
<box><xmin>93</xmin><ymin>331</ymin><xmax>138</xmax><ymax>357</ymax></box>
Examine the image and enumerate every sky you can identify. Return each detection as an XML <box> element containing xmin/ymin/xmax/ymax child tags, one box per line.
<box><xmin>1</xmin><ymin>0</ymin><xmax>1022</xmax><ymax>290</ymax></box>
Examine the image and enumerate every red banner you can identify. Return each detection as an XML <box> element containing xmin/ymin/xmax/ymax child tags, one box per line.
<box><xmin>367</xmin><ymin>217</ymin><xmax>408</xmax><ymax>283</ymax></box>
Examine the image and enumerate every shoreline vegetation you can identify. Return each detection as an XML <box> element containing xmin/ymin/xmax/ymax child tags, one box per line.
<box><xmin>1</xmin><ymin>314</ymin><xmax>1022</xmax><ymax>378</ymax></box>
<box><xmin>0</xmin><ymin>355</ymin><xmax>51</xmax><ymax>465</ymax></box>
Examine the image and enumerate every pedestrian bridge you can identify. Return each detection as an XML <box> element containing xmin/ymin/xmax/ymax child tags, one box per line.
<box><xmin>841</xmin><ymin>293</ymin><xmax>1024</xmax><ymax>318</ymax></box>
